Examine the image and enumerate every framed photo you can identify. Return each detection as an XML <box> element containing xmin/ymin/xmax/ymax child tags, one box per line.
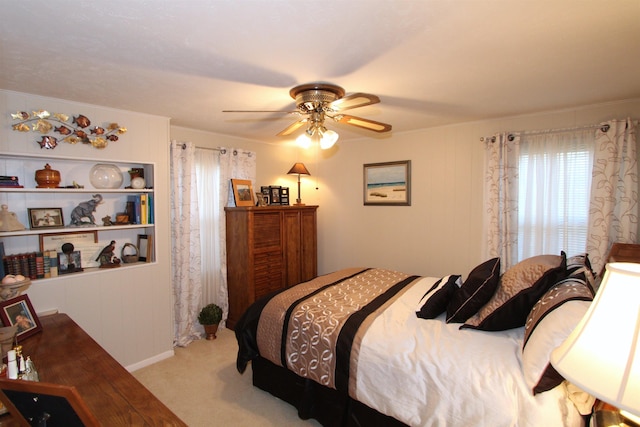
<box><xmin>270</xmin><ymin>186</ymin><xmax>281</xmax><ymax>205</ymax></box>
<box><xmin>137</xmin><ymin>234</ymin><xmax>153</xmax><ymax>262</ymax></box>
<box><xmin>40</xmin><ymin>231</ymin><xmax>98</xmax><ymax>252</ymax></box>
<box><xmin>363</xmin><ymin>160</ymin><xmax>411</xmax><ymax>206</ymax></box>
<box><xmin>28</xmin><ymin>208</ymin><xmax>64</xmax><ymax>229</ymax></box>
<box><xmin>0</xmin><ymin>295</ymin><xmax>42</xmax><ymax>340</ymax></box>
<box><xmin>231</xmin><ymin>179</ymin><xmax>255</xmax><ymax>207</ymax></box>
<box><xmin>255</xmin><ymin>192</ymin><xmax>268</xmax><ymax>207</ymax></box>
<box><xmin>58</xmin><ymin>250</ymin><xmax>82</xmax><ymax>274</ymax></box>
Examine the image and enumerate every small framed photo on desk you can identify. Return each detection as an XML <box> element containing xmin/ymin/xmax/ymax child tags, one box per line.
<box><xmin>0</xmin><ymin>295</ymin><xmax>42</xmax><ymax>340</ymax></box>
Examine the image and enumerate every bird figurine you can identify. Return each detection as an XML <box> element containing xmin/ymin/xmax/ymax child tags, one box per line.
<box><xmin>96</xmin><ymin>240</ymin><xmax>120</xmax><ymax>268</ymax></box>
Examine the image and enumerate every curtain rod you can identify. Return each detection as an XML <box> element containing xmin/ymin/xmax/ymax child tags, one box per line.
<box><xmin>185</xmin><ymin>144</ymin><xmax>253</xmax><ymax>156</ymax></box>
<box><xmin>480</xmin><ymin>123</ymin><xmax>608</xmax><ymax>142</ymax></box>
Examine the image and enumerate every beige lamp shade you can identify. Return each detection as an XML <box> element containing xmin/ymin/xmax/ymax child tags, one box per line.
<box><xmin>287</xmin><ymin>163</ymin><xmax>310</xmax><ymax>176</ymax></box>
<box><xmin>550</xmin><ymin>262</ymin><xmax>640</xmax><ymax>418</ymax></box>
<box><xmin>287</xmin><ymin>163</ymin><xmax>310</xmax><ymax>205</ymax></box>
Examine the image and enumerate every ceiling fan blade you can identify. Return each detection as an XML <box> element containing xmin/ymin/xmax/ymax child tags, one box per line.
<box><xmin>333</xmin><ymin>114</ymin><xmax>392</xmax><ymax>133</ymax></box>
<box><xmin>277</xmin><ymin>119</ymin><xmax>308</xmax><ymax>136</ymax></box>
<box><xmin>328</xmin><ymin>93</ymin><xmax>380</xmax><ymax>111</ymax></box>
<box><xmin>222</xmin><ymin>110</ymin><xmax>299</xmax><ymax>114</ymax></box>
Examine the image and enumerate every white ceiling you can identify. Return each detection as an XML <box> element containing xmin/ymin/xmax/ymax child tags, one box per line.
<box><xmin>1</xmin><ymin>0</ymin><xmax>639</xmax><ymax>145</ymax></box>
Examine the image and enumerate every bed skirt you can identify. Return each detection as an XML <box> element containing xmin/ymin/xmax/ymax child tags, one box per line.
<box><xmin>252</xmin><ymin>356</ymin><xmax>408</xmax><ymax>427</ymax></box>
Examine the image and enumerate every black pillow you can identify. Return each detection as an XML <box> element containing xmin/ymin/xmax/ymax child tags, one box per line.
<box><xmin>416</xmin><ymin>275</ymin><xmax>461</xmax><ymax>319</ymax></box>
<box><xmin>446</xmin><ymin>258</ymin><xmax>500</xmax><ymax>323</ymax></box>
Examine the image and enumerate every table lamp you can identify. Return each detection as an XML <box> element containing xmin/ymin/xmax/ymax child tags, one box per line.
<box><xmin>287</xmin><ymin>163</ymin><xmax>310</xmax><ymax>206</ymax></box>
<box><xmin>550</xmin><ymin>262</ymin><xmax>640</xmax><ymax>425</ymax></box>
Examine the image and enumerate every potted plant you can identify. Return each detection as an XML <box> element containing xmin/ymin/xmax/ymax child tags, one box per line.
<box><xmin>198</xmin><ymin>303</ymin><xmax>223</xmax><ymax>340</ymax></box>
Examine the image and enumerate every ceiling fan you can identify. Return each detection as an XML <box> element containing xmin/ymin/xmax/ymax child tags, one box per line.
<box><xmin>223</xmin><ymin>83</ymin><xmax>392</xmax><ymax>149</ymax></box>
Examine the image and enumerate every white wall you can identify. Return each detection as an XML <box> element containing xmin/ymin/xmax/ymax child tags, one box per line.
<box><xmin>173</xmin><ymin>99</ymin><xmax>640</xmax><ymax>281</ymax></box>
<box><xmin>308</xmin><ymin>99</ymin><xmax>640</xmax><ymax>278</ymax></box>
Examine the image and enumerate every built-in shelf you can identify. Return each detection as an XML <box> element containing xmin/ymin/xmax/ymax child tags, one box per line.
<box><xmin>0</xmin><ymin>153</ymin><xmax>156</xmax><ymax>283</ymax></box>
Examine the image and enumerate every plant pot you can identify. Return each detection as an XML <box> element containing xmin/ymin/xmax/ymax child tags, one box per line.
<box><xmin>203</xmin><ymin>324</ymin><xmax>219</xmax><ymax>340</ymax></box>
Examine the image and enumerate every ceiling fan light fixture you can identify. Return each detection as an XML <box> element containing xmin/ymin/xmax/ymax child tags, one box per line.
<box><xmin>319</xmin><ymin>129</ymin><xmax>339</xmax><ymax>149</ymax></box>
<box><xmin>296</xmin><ymin>131</ymin><xmax>312</xmax><ymax>149</ymax></box>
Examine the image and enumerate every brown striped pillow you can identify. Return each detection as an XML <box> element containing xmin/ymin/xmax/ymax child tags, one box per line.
<box><xmin>462</xmin><ymin>254</ymin><xmax>567</xmax><ymax>331</ymax></box>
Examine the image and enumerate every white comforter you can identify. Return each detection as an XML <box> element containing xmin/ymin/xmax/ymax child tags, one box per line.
<box><xmin>354</xmin><ymin>276</ymin><xmax>584</xmax><ymax>427</ymax></box>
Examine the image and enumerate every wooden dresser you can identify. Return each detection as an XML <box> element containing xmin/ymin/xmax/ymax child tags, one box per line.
<box><xmin>225</xmin><ymin>205</ymin><xmax>318</xmax><ymax>328</ymax></box>
<box><xmin>0</xmin><ymin>313</ymin><xmax>186</xmax><ymax>426</ymax></box>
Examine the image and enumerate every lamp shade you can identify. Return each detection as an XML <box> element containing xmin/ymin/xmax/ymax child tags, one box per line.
<box><xmin>550</xmin><ymin>262</ymin><xmax>640</xmax><ymax>417</ymax></box>
<box><xmin>287</xmin><ymin>163</ymin><xmax>310</xmax><ymax>176</ymax></box>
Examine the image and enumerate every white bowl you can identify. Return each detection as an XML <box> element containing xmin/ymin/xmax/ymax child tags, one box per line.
<box><xmin>0</xmin><ymin>278</ymin><xmax>31</xmax><ymax>301</ymax></box>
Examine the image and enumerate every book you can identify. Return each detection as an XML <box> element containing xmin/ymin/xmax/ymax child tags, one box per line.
<box><xmin>140</xmin><ymin>194</ymin><xmax>147</xmax><ymax>225</ymax></box>
<box><xmin>127</xmin><ymin>195</ymin><xmax>141</xmax><ymax>224</ymax></box>
<box><xmin>43</xmin><ymin>252</ymin><xmax>51</xmax><ymax>278</ymax></box>
<box><xmin>0</xmin><ymin>242</ymin><xmax>5</xmax><ymax>278</ymax></box>
<box><xmin>35</xmin><ymin>252</ymin><xmax>44</xmax><ymax>279</ymax></box>
<box><xmin>147</xmin><ymin>193</ymin><xmax>154</xmax><ymax>224</ymax></box>
<box><xmin>48</xmin><ymin>250</ymin><xmax>58</xmax><ymax>277</ymax></box>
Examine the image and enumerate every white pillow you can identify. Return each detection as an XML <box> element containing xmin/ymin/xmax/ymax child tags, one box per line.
<box><xmin>522</xmin><ymin>280</ymin><xmax>592</xmax><ymax>394</ymax></box>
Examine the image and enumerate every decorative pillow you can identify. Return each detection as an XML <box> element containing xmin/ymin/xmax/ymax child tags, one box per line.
<box><xmin>446</xmin><ymin>258</ymin><xmax>500</xmax><ymax>323</ymax></box>
<box><xmin>462</xmin><ymin>253</ymin><xmax>568</xmax><ymax>331</ymax></box>
<box><xmin>521</xmin><ymin>279</ymin><xmax>593</xmax><ymax>394</ymax></box>
<box><xmin>566</xmin><ymin>253</ymin><xmax>597</xmax><ymax>293</ymax></box>
<box><xmin>416</xmin><ymin>275</ymin><xmax>461</xmax><ymax>319</ymax></box>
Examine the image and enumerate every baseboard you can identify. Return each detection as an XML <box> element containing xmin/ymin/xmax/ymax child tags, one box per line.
<box><xmin>126</xmin><ymin>349</ymin><xmax>175</xmax><ymax>372</ymax></box>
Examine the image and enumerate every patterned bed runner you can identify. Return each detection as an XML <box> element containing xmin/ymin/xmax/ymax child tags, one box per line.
<box><xmin>257</xmin><ymin>268</ymin><xmax>420</xmax><ymax>392</ymax></box>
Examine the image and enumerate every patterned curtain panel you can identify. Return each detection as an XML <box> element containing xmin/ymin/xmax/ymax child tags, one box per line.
<box><xmin>587</xmin><ymin>119</ymin><xmax>638</xmax><ymax>276</ymax></box>
<box><xmin>217</xmin><ymin>148</ymin><xmax>256</xmax><ymax>327</ymax></box>
<box><xmin>484</xmin><ymin>133</ymin><xmax>521</xmax><ymax>271</ymax></box>
<box><xmin>170</xmin><ymin>140</ymin><xmax>203</xmax><ymax>347</ymax></box>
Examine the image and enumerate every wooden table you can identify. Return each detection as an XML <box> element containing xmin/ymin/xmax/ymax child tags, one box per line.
<box><xmin>0</xmin><ymin>313</ymin><xmax>186</xmax><ymax>426</ymax></box>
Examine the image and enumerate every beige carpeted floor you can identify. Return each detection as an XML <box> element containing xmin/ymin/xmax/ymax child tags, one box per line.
<box><xmin>132</xmin><ymin>327</ymin><xmax>322</xmax><ymax>427</ymax></box>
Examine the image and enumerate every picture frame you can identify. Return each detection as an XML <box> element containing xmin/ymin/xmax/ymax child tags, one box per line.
<box><xmin>58</xmin><ymin>251</ymin><xmax>82</xmax><ymax>274</ymax></box>
<box><xmin>40</xmin><ymin>231</ymin><xmax>98</xmax><ymax>252</ymax></box>
<box><xmin>231</xmin><ymin>179</ymin><xmax>255</xmax><ymax>207</ymax></box>
<box><xmin>0</xmin><ymin>378</ymin><xmax>99</xmax><ymax>426</ymax></box>
<box><xmin>255</xmin><ymin>192</ymin><xmax>268</xmax><ymax>207</ymax></box>
<box><xmin>0</xmin><ymin>295</ymin><xmax>42</xmax><ymax>340</ymax></box>
<box><xmin>270</xmin><ymin>186</ymin><xmax>281</xmax><ymax>205</ymax></box>
<box><xmin>363</xmin><ymin>160</ymin><xmax>411</xmax><ymax>206</ymax></box>
<box><xmin>27</xmin><ymin>208</ymin><xmax>64</xmax><ymax>229</ymax></box>
<box><xmin>137</xmin><ymin>234</ymin><xmax>153</xmax><ymax>262</ymax></box>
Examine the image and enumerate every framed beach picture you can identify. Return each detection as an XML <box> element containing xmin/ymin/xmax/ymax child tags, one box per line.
<box><xmin>363</xmin><ymin>160</ymin><xmax>411</xmax><ymax>206</ymax></box>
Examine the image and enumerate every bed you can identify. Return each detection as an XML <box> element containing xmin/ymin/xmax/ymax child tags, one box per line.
<box><xmin>236</xmin><ymin>253</ymin><xmax>599</xmax><ymax>427</ymax></box>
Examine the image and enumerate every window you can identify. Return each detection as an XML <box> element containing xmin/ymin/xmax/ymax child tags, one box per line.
<box><xmin>517</xmin><ymin>130</ymin><xmax>594</xmax><ymax>260</ymax></box>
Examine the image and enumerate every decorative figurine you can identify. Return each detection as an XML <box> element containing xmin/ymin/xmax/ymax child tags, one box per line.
<box><xmin>96</xmin><ymin>240</ymin><xmax>120</xmax><ymax>268</ymax></box>
<box><xmin>102</xmin><ymin>215</ymin><xmax>113</xmax><ymax>226</ymax></box>
<box><xmin>70</xmin><ymin>194</ymin><xmax>103</xmax><ymax>226</ymax></box>
<box><xmin>0</xmin><ymin>204</ymin><xmax>26</xmax><ymax>232</ymax></box>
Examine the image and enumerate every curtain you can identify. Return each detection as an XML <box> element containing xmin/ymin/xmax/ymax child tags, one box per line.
<box><xmin>217</xmin><ymin>148</ymin><xmax>256</xmax><ymax>327</ymax></box>
<box><xmin>587</xmin><ymin>119</ymin><xmax>638</xmax><ymax>275</ymax></box>
<box><xmin>170</xmin><ymin>141</ymin><xmax>202</xmax><ymax>347</ymax></box>
<box><xmin>518</xmin><ymin>128</ymin><xmax>595</xmax><ymax>260</ymax></box>
<box><xmin>484</xmin><ymin>133</ymin><xmax>520</xmax><ymax>271</ymax></box>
